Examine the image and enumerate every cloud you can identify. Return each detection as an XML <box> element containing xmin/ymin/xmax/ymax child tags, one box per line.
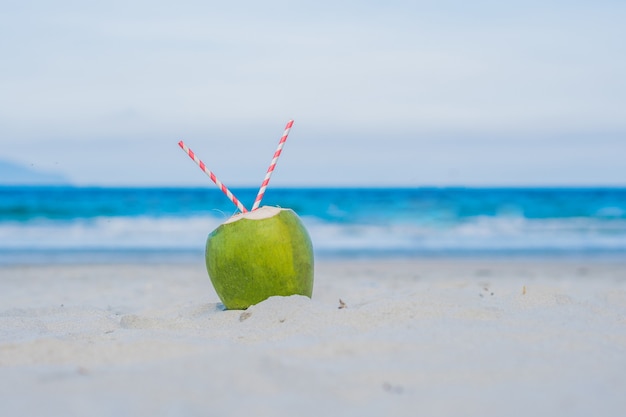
<box><xmin>1</xmin><ymin>1</ymin><xmax>625</xmax><ymax>185</ymax></box>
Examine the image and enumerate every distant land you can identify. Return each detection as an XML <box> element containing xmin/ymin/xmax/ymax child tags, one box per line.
<box><xmin>0</xmin><ymin>159</ymin><xmax>69</xmax><ymax>185</ymax></box>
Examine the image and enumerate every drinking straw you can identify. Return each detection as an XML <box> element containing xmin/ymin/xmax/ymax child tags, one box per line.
<box><xmin>251</xmin><ymin>120</ymin><xmax>294</xmax><ymax>211</ymax></box>
<box><xmin>178</xmin><ymin>141</ymin><xmax>248</xmax><ymax>213</ymax></box>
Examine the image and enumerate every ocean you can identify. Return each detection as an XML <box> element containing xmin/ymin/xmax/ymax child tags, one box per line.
<box><xmin>1</xmin><ymin>186</ymin><xmax>625</xmax><ymax>264</ymax></box>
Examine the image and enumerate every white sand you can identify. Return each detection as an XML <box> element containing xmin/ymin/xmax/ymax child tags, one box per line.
<box><xmin>1</xmin><ymin>258</ymin><xmax>626</xmax><ymax>416</ymax></box>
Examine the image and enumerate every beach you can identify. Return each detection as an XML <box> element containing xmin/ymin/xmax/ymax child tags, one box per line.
<box><xmin>1</xmin><ymin>257</ymin><xmax>625</xmax><ymax>416</ymax></box>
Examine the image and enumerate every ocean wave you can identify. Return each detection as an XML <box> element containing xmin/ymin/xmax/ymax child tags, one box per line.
<box><xmin>1</xmin><ymin>214</ymin><xmax>625</xmax><ymax>256</ymax></box>
<box><xmin>0</xmin><ymin>216</ymin><xmax>222</xmax><ymax>250</ymax></box>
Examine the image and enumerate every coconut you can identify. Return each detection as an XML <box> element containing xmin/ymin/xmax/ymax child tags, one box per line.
<box><xmin>205</xmin><ymin>206</ymin><xmax>314</xmax><ymax>310</ymax></box>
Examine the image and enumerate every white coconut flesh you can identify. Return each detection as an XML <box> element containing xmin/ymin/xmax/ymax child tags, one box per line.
<box><xmin>223</xmin><ymin>206</ymin><xmax>283</xmax><ymax>224</ymax></box>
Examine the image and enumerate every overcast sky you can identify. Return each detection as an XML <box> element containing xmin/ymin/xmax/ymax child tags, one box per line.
<box><xmin>1</xmin><ymin>0</ymin><xmax>625</xmax><ymax>186</ymax></box>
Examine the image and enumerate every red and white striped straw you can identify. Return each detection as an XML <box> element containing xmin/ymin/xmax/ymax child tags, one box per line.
<box><xmin>251</xmin><ymin>120</ymin><xmax>294</xmax><ymax>211</ymax></box>
<box><xmin>178</xmin><ymin>141</ymin><xmax>248</xmax><ymax>213</ymax></box>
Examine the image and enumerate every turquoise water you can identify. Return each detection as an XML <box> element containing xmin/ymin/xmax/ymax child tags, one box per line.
<box><xmin>1</xmin><ymin>186</ymin><xmax>625</xmax><ymax>263</ymax></box>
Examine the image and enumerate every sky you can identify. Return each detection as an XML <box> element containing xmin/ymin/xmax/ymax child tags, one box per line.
<box><xmin>1</xmin><ymin>0</ymin><xmax>625</xmax><ymax>187</ymax></box>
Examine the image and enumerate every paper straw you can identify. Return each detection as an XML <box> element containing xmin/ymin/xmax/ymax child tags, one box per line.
<box><xmin>251</xmin><ymin>120</ymin><xmax>294</xmax><ymax>211</ymax></box>
<box><xmin>178</xmin><ymin>141</ymin><xmax>248</xmax><ymax>213</ymax></box>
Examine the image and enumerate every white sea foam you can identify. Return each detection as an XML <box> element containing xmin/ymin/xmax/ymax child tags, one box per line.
<box><xmin>1</xmin><ymin>215</ymin><xmax>625</xmax><ymax>256</ymax></box>
<box><xmin>0</xmin><ymin>216</ymin><xmax>222</xmax><ymax>250</ymax></box>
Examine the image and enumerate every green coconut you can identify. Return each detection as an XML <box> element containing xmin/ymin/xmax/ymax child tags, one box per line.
<box><xmin>205</xmin><ymin>206</ymin><xmax>314</xmax><ymax>310</ymax></box>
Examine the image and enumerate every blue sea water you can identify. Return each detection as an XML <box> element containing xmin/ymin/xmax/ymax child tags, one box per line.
<box><xmin>1</xmin><ymin>186</ymin><xmax>625</xmax><ymax>264</ymax></box>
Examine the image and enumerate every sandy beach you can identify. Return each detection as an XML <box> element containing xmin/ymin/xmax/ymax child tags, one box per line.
<box><xmin>1</xmin><ymin>257</ymin><xmax>625</xmax><ymax>416</ymax></box>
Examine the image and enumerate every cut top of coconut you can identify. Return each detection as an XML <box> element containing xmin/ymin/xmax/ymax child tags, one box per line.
<box><xmin>223</xmin><ymin>206</ymin><xmax>283</xmax><ymax>224</ymax></box>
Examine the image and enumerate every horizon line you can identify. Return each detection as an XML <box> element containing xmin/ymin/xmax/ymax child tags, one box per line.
<box><xmin>3</xmin><ymin>183</ymin><xmax>626</xmax><ymax>190</ymax></box>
